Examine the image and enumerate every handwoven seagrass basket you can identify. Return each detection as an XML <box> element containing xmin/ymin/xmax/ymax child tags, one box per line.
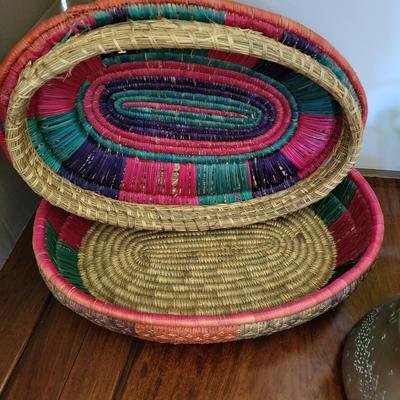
<box><xmin>2</xmin><ymin>0</ymin><xmax>383</xmax><ymax>344</ymax></box>
<box><xmin>2</xmin><ymin>0</ymin><xmax>366</xmax><ymax>230</ymax></box>
<box><xmin>33</xmin><ymin>170</ymin><xmax>383</xmax><ymax>344</ymax></box>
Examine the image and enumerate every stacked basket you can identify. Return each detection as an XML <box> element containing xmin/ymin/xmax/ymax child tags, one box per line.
<box><xmin>1</xmin><ymin>0</ymin><xmax>384</xmax><ymax>343</ymax></box>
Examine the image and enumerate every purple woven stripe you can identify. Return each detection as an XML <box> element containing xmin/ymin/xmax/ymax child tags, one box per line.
<box><xmin>253</xmin><ymin>60</ymin><xmax>295</xmax><ymax>81</ymax></box>
<box><xmin>249</xmin><ymin>151</ymin><xmax>299</xmax><ymax>196</ymax></box>
<box><xmin>109</xmin><ymin>7</ymin><xmax>129</xmax><ymax>23</ymax></box>
<box><xmin>99</xmin><ymin>77</ymin><xmax>277</xmax><ymax>141</ymax></box>
<box><xmin>59</xmin><ymin>165</ymin><xmax>120</xmax><ymax>199</ymax></box>
<box><xmin>281</xmin><ymin>31</ymin><xmax>322</xmax><ymax>58</ymax></box>
<box><xmin>59</xmin><ymin>138</ymin><xmax>126</xmax><ymax>197</ymax></box>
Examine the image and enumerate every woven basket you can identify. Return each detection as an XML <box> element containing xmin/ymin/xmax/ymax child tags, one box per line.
<box><xmin>33</xmin><ymin>170</ymin><xmax>383</xmax><ymax>344</ymax></box>
<box><xmin>3</xmin><ymin>2</ymin><xmax>365</xmax><ymax>231</ymax></box>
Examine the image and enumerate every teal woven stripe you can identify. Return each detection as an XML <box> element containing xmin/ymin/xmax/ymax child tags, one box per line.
<box><xmin>45</xmin><ymin>222</ymin><xmax>88</xmax><ymax>292</ymax></box>
<box><xmin>146</xmin><ymin>4</ymin><xmax>225</xmax><ymax>23</ymax></box>
<box><xmin>318</xmin><ymin>54</ymin><xmax>360</xmax><ymax>108</ymax></box>
<box><xmin>31</xmin><ymin>113</ymin><xmax>86</xmax><ymax>162</ymax></box>
<box><xmin>28</xmin><ymin>118</ymin><xmax>62</xmax><ymax>172</ymax></box>
<box><xmin>311</xmin><ymin>177</ymin><xmax>357</xmax><ymax>227</ymax></box>
<box><xmin>331</xmin><ymin>177</ymin><xmax>358</xmax><ymax>209</ymax></box>
<box><xmin>94</xmin><ymin>4</ymin><xmax>225</xmax><ymax>26</ymax></box>
<box><xmin>113</xmin><ymin>99</ymin><xmax>260</xmax><ymax>129</ymax></box>
<box><xmin>55</xmin><ymin>240</ymin><xmax>89</xmax><ymax>294</ymax></box>
<box><xmin>103</xmin><ymin>49</ymin><xmax>210</xmax><ymax>66</ymax></box>
<box><xmin>115</xmin><ymin>106</ymin><xmax>256</xmax><ymax>129</ymax></box>
<box><xmin>282</xmin><ymin>75</ymin><xmax>339</xmax><ymax>116</ymax></box>
<box><xmin>310</xmin><ymin>195</ymin><xmax>347</xmax><ymax>227</ymax></box>
<box><xmin>310</xmin><ymin>179</ymin><xmax>358</xmax><ymax>227</ymax></box>
<box><xmin>197</xmin><ymin>162</ymin><xmax>252</xmax><ymax>204</ymax></box>
<box><xmin>45</xmin><ymin>222</ymin><xmax>59</xmax><ymax>265</ymax></box>
<box><xmin>102</xmin><ymin>49</ymin><xmax>211</xmax><ymax>67</ymax></box>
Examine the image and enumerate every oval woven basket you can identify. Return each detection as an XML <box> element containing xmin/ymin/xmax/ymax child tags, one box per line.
<box><xmin>33</xmin><ymin>170</ymin><xmax>384</xmax><ymax>344</ymax></box>
<box><xmin>4</xmin><ymin>2</ymin><xmax>364</xmax><ymax>231</ymax></box>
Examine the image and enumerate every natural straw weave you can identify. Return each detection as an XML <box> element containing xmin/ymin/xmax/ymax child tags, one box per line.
<box><xmin>78</xmin><ymin>209</ymin><xmax>335</xmax><ymax>315</ymax></box>
<box><xmin>6</xmin><ymin>19</ymin><xmax>363</xmax><ymax>231</ymax></box>
<box><xmin>33</xmin><ymin>170</ymin><xmax>384</xmax><ymax>343</ymax></box>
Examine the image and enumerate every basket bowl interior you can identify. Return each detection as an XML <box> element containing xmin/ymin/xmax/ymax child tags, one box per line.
<box><xmin>33</xmin><ymin>170</ymin><xmax>383</xmax><ymax>343</ymax></box>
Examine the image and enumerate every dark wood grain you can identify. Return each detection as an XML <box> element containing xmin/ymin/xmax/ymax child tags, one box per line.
<box><xmin>2</xmin><ymin>301</ymin><xmax>90</xmax><ymax>400</ymax></box>
<box><xmin>116</xmin><ymin>308</ymin><xmax>350</xmax><ymax>400</ymax></box>
<box><xmin>57</xmin><ymin>325</ymin><xmax>138</xmax><ymax>400</ymax></box>
<box><xmin>0</xmin><ymin>176</ymin><xmax>399</xmax><ymax>400</ymax></box>
<box><xmin>0</xmin><ymin>221</ymin><xmax>50</xmax><ymax>393</ymax></box>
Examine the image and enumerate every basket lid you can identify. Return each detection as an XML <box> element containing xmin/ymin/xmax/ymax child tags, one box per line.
<box><xmin>4</xmin><ymin>3</ymin><xmax>365</xmax><ymax>230</ymax></box>
<box><xmin>33</xmin><ymin>170</ymin><xmax>384</xmax><ymax>343</ymax></box>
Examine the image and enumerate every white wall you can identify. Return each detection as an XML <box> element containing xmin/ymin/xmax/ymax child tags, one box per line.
<box><xmin>242</xmin><ymin>0</ymin><xmax>400</xmax><ymax>171</ymax></box>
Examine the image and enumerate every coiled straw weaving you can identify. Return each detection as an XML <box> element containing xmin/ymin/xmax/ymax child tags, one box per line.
<box><xmin>75</xmin><ymin>209</ymin><xmax>335</xmax><ymax>315</ymax></box>
<box><xmin>3</xmin><ymin>1</ymin><xmax>383</xmax><ymax>344</ymax></box>
<box><xmin>5</xmin><ymin>18</ymin><xmax>363</xmax><ymax>230</ymax></box>
<box><xmin>33</xmin><ymin>171</ymin><xmax>384</xmax><ymax>343</ymax></box>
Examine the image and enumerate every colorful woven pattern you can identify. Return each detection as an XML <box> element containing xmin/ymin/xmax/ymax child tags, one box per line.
<box><xmin>5</xmin><ymin>17</ymin><xmax>363</xmax><ymax>230</ymax></box>
<box><xmin>33</xmin><ymin>170</ymin><xmax>384</xmax><ymax>343</ymax></box>
<box><xmin>26</xmin><ymin>50</ymin><xmax>341</xmax><ymax>205</ymax></box>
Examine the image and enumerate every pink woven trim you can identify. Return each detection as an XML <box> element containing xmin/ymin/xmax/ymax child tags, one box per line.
<box><xmin>119</xmin><ymin>159</ymin><xmax>198</xmax><ymax>205</ymax></box>
<box><xmin>134</xmin><ymin>323</ymin><xmax>241</xmax><ymax>343</ymax></box>
<box><xmin>33</xmin><ymin>169</ymin><xmax>384</xmax><ymax>328</ymax></box>
<box><xmin>59</xmin><ymin>214</ymin><xmax>94</xmax><ymax>250</ymax></box>
<box><xmin>33</xmin><ymin>57</ymin><xmax>104</xmax><ymax>117</ymax></box>
<box><xmin>0</xmin><ymin>13</ymin><xmax>96</xmax><ymax>119</ymax></box>
<box><xmin>281</xmin><ymin>115</ymin><xmax>341</xmax><ymax>172</ymax></box>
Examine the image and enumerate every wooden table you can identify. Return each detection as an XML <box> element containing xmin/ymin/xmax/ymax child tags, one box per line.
<box><xmin>0</xmin><ymin>176</ymin><xmax>399</xmax><ymax>400</ymax></box>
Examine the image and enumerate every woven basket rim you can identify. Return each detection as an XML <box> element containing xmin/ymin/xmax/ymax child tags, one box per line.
<box><xmin>0</xmin><ymin>0</ymin><xmax>367</xmax><ymax>127</ymax></box>
<box><xmin>7</xmin><ymin>19</ymin><xmax>363</xmax><ymax>231</ymax></box>
<box><xmin>33</xmin><ymin>170</ymin><xmax>384</xmax><ymax>328</ymax></box>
